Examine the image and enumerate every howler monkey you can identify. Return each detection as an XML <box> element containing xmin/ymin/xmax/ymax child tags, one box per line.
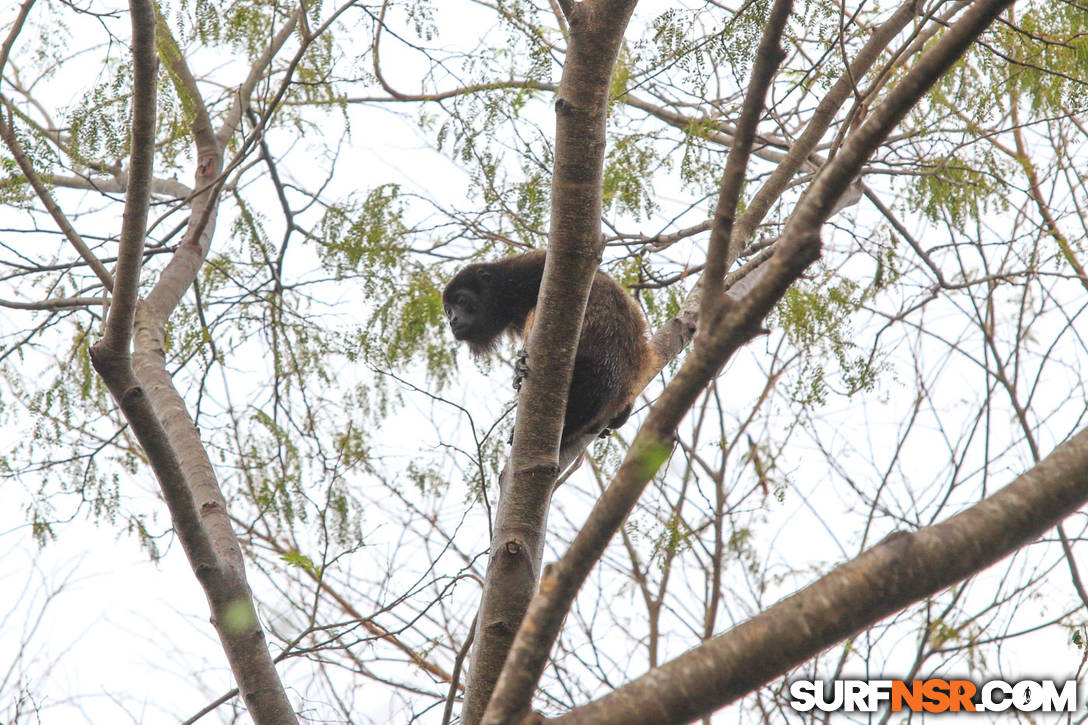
<box><xmin>443</xmin><ymin>249</ymin><xmax>654</xmax><ymax>447</ymax></box>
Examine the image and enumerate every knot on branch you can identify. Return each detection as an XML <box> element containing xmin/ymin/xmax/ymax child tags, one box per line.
<box><xmin>511</xmin><ymin>462</ymin><xmax>561</xmax><ymax>490</ymax></box>
<box><xmin>552</xmin><ymin>96</ymin><xmax>590</xmax><ymax>118</ymax></box>
<box><xmin>194</xmin><ymin>562</ymin><xmax>215</xmax><ymax>582</ymax></box>
<box><xmin>794</xmin><ymin>230</ymin><xmax>823</xmax><ymax>267</ymax></box>
<box><xmin>484</xmin><ymin>619</ymin><xmax>515</xmax><ymax>637</ymax></box>
<box><xmin>120</xmin><ymin>385</ymin><xmax>145</xmax><ymax>405</ymax></box>
<box><xmin>699</xmin><ymin>295</ymin><xmax>769</xmax><ymax>350</ymax></box>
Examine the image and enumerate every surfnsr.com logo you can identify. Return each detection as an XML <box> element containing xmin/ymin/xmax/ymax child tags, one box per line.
<box><xmin>789</xmin><ymin>679</ymin><xmax>1078</xmax><ymax>714</ymax></box>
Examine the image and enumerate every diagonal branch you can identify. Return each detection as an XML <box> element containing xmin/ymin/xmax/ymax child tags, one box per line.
<box><xmin>0</xmin><ymin>0</ymin><xmax>35</xmax><ymax>79</ymax></box>
<box><xmin>0</xmin><ymin>108</ymin><xmax>116</xmax><ymax>293</ymax></box>
<box><xmin>465</xmin><ymin>0</ymin><xmax>640</xmax><ymax>722</ymax></box>
<box><xmin>700</xmin><ymin>0</ymin><xmax>793</xmax><ymax>330</ymax></box>
<box><xmin>727</xmin><ymin>0</ymin><xmax>946</xmax><ymax>259</ymax></box>
<box><xmin>648</xmin><ymin>0</ymin><xmax>934</xmax><ymax>372</ymax></box>
<box><xmin>0</xmin><ymin>9</ymin><xmax>117</xmax><ymax>297</ymax></box>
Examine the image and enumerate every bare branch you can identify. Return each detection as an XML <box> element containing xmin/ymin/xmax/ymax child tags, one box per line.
<box><xmin>0</xmin><ymin>111</ymin><xmax>115</xmax><ymax>292</ymax></box>
<box><xmin>0</xmin><ymin>295</ymin><xmax>105</xmax><ymax>310</ymax></box>
<box><xmin>48</xmin><ymin>172</ymin><xmax>193</xmax><ymax>199</ymax></box>
<box><xmin>728</xmin><ymin>0</ymin><xmax>936</xmax><ymax>256</ymax></box>
<box><xmin>0</xmin><ymin>0</ymin><xmax>35</xmax><ymax>79</ymax></box>
<box><xmin>700</xmin><ymin>0</ymin><xmax>792</xmax><ymax>324</ymax></box>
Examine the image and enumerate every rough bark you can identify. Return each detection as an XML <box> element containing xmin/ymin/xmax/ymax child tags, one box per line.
<box><xmin>461</xmin><ymin>0</ymin><xmax>639</xmax><ymax>722</ymax></box>
<box><xmin>484</xmin><ymin>2</ymin><xmax>795</xmax><ymax>720</ymax></box>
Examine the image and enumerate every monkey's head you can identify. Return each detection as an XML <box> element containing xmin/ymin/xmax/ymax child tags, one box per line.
<box><xmin>443</xmin><ymin>265</ymin><xmax>504</xmax><ymax>356</ymax></box>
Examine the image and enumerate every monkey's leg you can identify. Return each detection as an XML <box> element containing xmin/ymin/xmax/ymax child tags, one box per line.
<box><xmin>605</xmin><ymin>402</ymin><xmax>633</xmax><ymax>431</ymax></box>
<box><xmin>562</xmin><ymin>356</ymin><xmax>614</xmax><ymax>446</ymax></box>
<box><xmin>513</xmin><ymin>349</ymin><xmax>529</xmax><ymax>391</ymax></box>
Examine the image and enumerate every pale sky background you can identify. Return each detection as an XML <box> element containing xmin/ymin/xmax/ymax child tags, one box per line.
<box><xmin>1</xmin><ymin>1</ymin><xmax>1087</xmax><ymax>722</ymax></box>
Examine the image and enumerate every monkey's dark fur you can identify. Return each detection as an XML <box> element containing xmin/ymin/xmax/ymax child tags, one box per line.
<box><xmin>443</xmin><ymin>250</ymin><xmax>654</xmax><ymax>447</ymax></box>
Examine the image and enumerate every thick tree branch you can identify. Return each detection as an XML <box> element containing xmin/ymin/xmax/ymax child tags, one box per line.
<box><xmin>551</xmin><ymin>422</ymin><xmax>1088</xmax><ymax>723</ymax></box>
<box><xmin>89</xmin><ymin>7</ymin><xmax>306</xmax><ymax>723</ymax></box>
<box><xmin>465</xmin><ymin>0</ymin><xmax>639</xmax><ymax>722</ymax></box>
<box><xmin>99</xmin><ymin>2</ymin><xmax>157</xmax><ymax>354</ymax></box>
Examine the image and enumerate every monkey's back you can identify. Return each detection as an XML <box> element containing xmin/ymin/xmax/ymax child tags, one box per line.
<box><xmin>563</xmin><ymin>268</ymin><xmax>653</xmax><ymax>443</ymax></box>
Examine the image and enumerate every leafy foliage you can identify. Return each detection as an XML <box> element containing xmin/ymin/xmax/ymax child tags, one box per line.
<box><xmin>774</xmin><ymin>273</ymin><xmax>884</xmax><ymax>406</ymax></box>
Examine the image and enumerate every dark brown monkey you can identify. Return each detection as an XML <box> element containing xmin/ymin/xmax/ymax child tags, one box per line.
<box><xmin>443</xmin><ymin>249</ymin><xmax>654</xmax><ymax>447</ymax></box>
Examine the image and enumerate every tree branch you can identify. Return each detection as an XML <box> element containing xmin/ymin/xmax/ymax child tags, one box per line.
<box><xmin>89</xmin><ymin>6</ymin><xmax>306</xmax><ymax>723</ymax></box>
<box><xmin>48</xmin><ymin>172</ymin><xmax>193</xmax><ymax>199</ymax></box>
<box><xmin>647</xmin><ymin>0</ymin><xmax>930</xmax><ymax>370</ymax></box>
<box><xmin>552</xmin><ymin>421</ymin><xmax>1088</xmax><ymax>723</ymax></box>
<box><xmin>465</xmin><ymin>0</ymin><xmax>640</xmax><ymax>722</ymax></box>
<box><xmin>727</xmin><ymin>0</ymin><xmax>936</xmax><ymax>259</ymax></box>
<box><xmin>700</xmin><ymin>0</ymin><xmax>792</xmax><ymax>325</ymax></box>
<box><xmin>0</xmin><ymin>108</ymin><xmax>115</xmax><ymax>292</ymax></box>
<box><xmin>0</xmin><ymin>295</ymin><xmax>107</xmax><ymax>310</ymax></box>
<box><xmin>0</xmin><ymin>0</ymin><xmax>35</xmax><ymax>79</ymax></box>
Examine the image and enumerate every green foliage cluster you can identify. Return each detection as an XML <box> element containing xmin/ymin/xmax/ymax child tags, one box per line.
<box><xmin>174</xmin><ymin>0</ymin><xmax>281</xmax><ymax>57</ymax></box>
<box><xmin>512</xmin><ymin>169</ymin><xmax>551</xmax><ymax>236</ymax></box>
<box><xmin>774</xmin><ymin>274</ymin><xmax>883</xmax><ymax>406</ymax></box>
<box><xmin>676</xmin><ymin>118</ymin><xmax>723</xmax><ymax>193</ymax></box>
<box><xmin>315</xmin><ymin>185</ymin><xmax>456</xmax><ymax>381</ymax></box>
<box><xmin>66</xmin><ymin>64</ymin><xmax>135</xmax><ymax>165</ymax></box>
<box><xmin>603</xmin><ymin>134</ymin><xmax>662</xmax><ymax>220</ymax></box>
<box><xmin>637</xmin><ymin>3</ymin><xmax>768</xmax><ymax>97</ymax></box>
<box><xmin>318</xmin><ymin>184</ymin><xmax>408</xmax><ymax>274</ymax></box>
<box><xmin>907</xmin><ymin>150</ymin><xmax>1011</xmax><ymax>228</ymax></box>
<box><xmin>0</xmin><ymin>139</ymin><xmax>34</xmax><ymax>206</ymax></box>
<box><xmin>433</xmin><ymin>86</ymin><xmax>553</xmax><ymax>242</ymax></box>
<box><xmin>997</xmin><ymin>3</ymin><xmax>1088</xmax><ymax>113</ymax></box>
<box><xmin>63</xmin><ymin>43</ymin><xmax>192</xmax><ymax>173</ymax></box>
<box><xmin>1</xmin><ymin>340</ymin><xmax>138</xmax><ymax>548</ymax></box>
<box><xmin>907</xmin><ymin>3</ymin><xmax>1087</xmax><ymax>230</ymax></box>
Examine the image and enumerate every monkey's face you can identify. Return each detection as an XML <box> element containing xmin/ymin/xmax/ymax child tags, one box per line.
<box><xmin>443</xmin><ymin>269</ymin><xmax>500</xmax><ymax>355</ymax></box>
<box><xmin>444</xmin><ymin>286</ymin><xmax>482</xmax><ymax>340</ymax></box>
